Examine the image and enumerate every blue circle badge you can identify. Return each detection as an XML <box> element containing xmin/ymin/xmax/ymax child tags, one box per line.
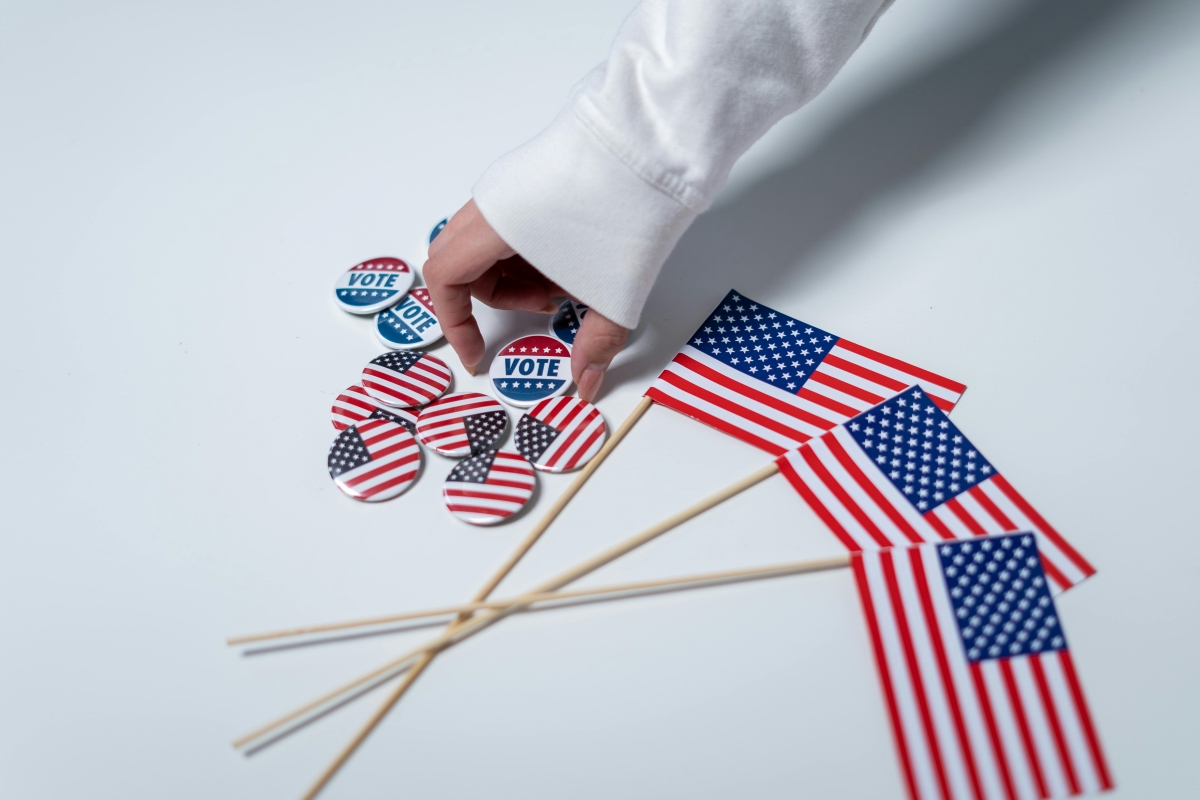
<box><xmin>375</xmin><ymin>288</ymin><xmax>443</xmax><ymax>349</ymax></box>
<box><xmin>489</xmin><ymin>334</ymin><xmax>572</xmax><ymax>408</ymax></box>
<box><xmin>548</xmin><ymin>299</ymin><xmax>589</xmax><ymax>345</ymax></box>
<box><xmin>333</xmin><ymin>257</ymin><xmax>415</xmax><ymax>314</ymax></box>
<box><xmin>428</xmin><ymin>218</ymin><xmax>448</xmax><ymax>244</ymax></box>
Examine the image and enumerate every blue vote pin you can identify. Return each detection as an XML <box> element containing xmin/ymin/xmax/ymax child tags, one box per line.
<box><xmin>333</xmin><ymin>257</ymin><xmax>415</xmax><ymax>314</ymax></box>
<box><xmin>429</xmin><ymin>218</ymin><xmax>448</xmax><ymax>244</ymax></box>
<box><xmin>489</xmin><ymin>334</ymin><xmax>572</xmax><ymax>408</ymax></box>
<box><xmin>548</xmin><ymin>299</ymin><xmax>589</xmax><ymax>345</ymax></box>
<box><xmin>375</xmin><ymin>287</ymin><xmax>443</xmax><ymax>349</ymax></box>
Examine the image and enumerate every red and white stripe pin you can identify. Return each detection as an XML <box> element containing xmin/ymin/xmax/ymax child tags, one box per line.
<box><xmin>415</xmin><ymin>392</ymin><xmax>508</xmax><ymax>457</ymax></box>
<box><xmin>442</xmin><ymin>449</ymin><xmax>536</xmax><ymax>525</ymax></box>
<box><xmin>514</xmin><ymin>396</ymin><xmax>607</xmax><ymax>473</ymax></box>
<box><xmin>361</xmin><ymin>350</ymin><xmax>452</xmax><ymax>408</ymax></box>
<box><xmin>331</xmin><ymin>384</ymin><xmax>418</xmax><ymax>433</ymax></box>
<box><xmin>327</xmin><ymin>418</ymin><xmax>422</xmax><ymax>502</ymax></box>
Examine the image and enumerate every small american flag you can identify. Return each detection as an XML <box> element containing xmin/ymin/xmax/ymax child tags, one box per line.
<box><xmin>415</xmin><ymin>392</ymin><xmax>509</xmax><ymax>457</ymax></box>
<box><xmin>854</xmin><ymin>535</ymin><xmax>1112</xmax><ymax>800</ymax></box>
<box><xmin>361</xmin><ymin>350</ymin><xmax>452</xmax><ymax>408</ymax></box>
<box><xmin>645</xmin><ymin>290</ymin><xmax>967</xmax><ymax>455</ymax></box>
<box><xmin>776</xmin><ymin>386</ymin><xmax>1095</xmax><ymax>594</ymax></box>
<box><xmin>514</xmin><ymin>396</ymin><xmax>607</xmax><ymax>472</ymax></box>
<box><xmin>331</xmin><ymin>384</ymin><xmax>418</xmax><ymax>433</ymax></box>
<box><xmin>327</xmin><ymin>417</ymin><xmax>422</xmax><ymax>502</ymax></box>
<box><xmin>443</xmin><ymin>449</ymin><xmax>536</xmax><ymax>525</ymax></box>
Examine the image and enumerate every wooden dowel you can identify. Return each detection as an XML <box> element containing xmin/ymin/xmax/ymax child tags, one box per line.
<box><xmin>229</xmin><ymin>553</ymin><xmax>851</xmax><ymax>646</ymax></box>
<box><xmin>241</xmin><ymin>460</ymin><xmax>780</xmax><ymax>758</ymax></box>
<box><xmin>232</xmin><ymin>398</ymin><xmax>652</xmax><ymax>751</ymax></box>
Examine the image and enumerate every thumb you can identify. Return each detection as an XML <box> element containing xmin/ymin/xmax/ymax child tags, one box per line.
<box><xmin>570</xmin><ymin>309</ymin><xmax>629</xmax><ymax>402</ymax></box>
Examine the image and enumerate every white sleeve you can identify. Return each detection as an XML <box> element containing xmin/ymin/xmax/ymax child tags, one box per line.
<box><xmin>473</xmin><ymin>0</ymin><xmax>896</xmax><ymax>329</ymax></box>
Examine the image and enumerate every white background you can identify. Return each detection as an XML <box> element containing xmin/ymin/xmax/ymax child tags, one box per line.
<box><xmin>2</xmin><ymin>0</ymin><xmax>1197</xmax><ymax>797</ymax></box>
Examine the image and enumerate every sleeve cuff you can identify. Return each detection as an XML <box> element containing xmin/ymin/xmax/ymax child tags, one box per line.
<box><xmin>472</xmin><ymin>106</ymin><xmax>696</xmax><ymax>330</ymax></box>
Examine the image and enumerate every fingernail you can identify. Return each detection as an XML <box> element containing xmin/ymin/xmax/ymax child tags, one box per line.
<box><xmin>463</xmin><ymin>362</ymin><xmax>478</xmax><ymax>377</ymax></box>
<box><xmin>577</xmin><ymin>364</ymin><xmax>605</xmax><ymax>402</ymax></box>
<box><xmin>540</xmin><ymin>301</ymin><xmax>560</xmax><ymax>314</ymax></box>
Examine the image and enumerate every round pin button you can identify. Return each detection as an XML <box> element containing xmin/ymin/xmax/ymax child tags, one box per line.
<box><xmin>416</xmin><ymin>218</ymin><xmax>449</xmax><ymax>264</ymax></box>
<box><xmin>489</xmin><ymin>334</ymin><xmax>572</xmax><ymax>408</ymax></box>
<box><xmin>333</xmin><ymin>257</ymin><xmax>415</xmax><ymax>315</ymax></box>
<box><xmin>375</xmin><ymin>288</ymin><xmax>443</xmax><ymax>349</ymax></box>
<box><xmin>328</xmin><ymin>418</ymin><xmax>422</xmax><ymax>502</ymax></box>
<box><xmin>548</xmin><ymin>299</ymin><xmax>589</xmax><ymax>346</ymax></box>
<box><xmin>331</xmin><ymin>384</ymin><xmax>418</xmax><ymax>433</ymax></box>
<box><xmin>361</xmin><ymin>350</ymin><xmax>452</xmax><ymax>408</ymax></box>
<box><xmin>514</xmin><ymin>397</ymin><xmax>607</xmax><ymax>473</ymax></box>
<box><xmin>442</xmin><ymin>448</ymin><xmax>536</xmax><ymax>526</ymax></box>
<box><xmin>416</xmin><ymin>392</ymin><xmax>508</xmax><ymax>457</ymax></box>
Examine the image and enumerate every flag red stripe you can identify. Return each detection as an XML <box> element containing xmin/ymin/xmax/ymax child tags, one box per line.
<box><xmin>645</xmin><ymin>386</ymin><xmax>789</xmax><ymax>455</ymax></box>
<box><xmin>549</xmin><ymin>397</ymin><xmax>586</xmax><ymax>430</ymax></box>
<box><xmin>483</xmin><ymin>478</ymin><xmax>535</xmax><ymax>490</ymax></box>
<box><xmin>998</xmin><ymin>659</ymin><xmax>1049</xmax><ymax>799</ymax></box>
<box><xmin>826</xmin><ymin>436</ymin><xmax>924</xmax><ymax>545</ymax></box>
<box><xmin>400</xmin><ymin>362</ymin><xmax>450</xmax><ymax>390</ymax></box>
<box><xmin>834</xmin><ymin>339</ymin><xmax>967</xmax><ymax>395</ymax></box>
<box><xmin>490</xmin><ymin>462</ymin><xmax>534</xmax><ymax>475</ymax></box>
<box><xmin>821</xmin><ymin>353</ymin><xmax>908</xmax><ymax>394</ymax></box>
<box><xmin>852</xmin><ymin>555</ymin><xmax>923</xmax><ymax>800</ymax></box>
<box><xmin>422</xmin><ymin>427</ymin><xmax>468</xmax><ymax>443</ymax></box>
<box><xmin>795</xmin><ymin>385</ymin><xmax>861</xmax><ymax>419</ymax></box>
<box><xmin>1058</xmin><ymin>650</ymin><xmax>1114</xmax><ymax>790</ymax></box>
<box><xmin>673</xmin><ymin>352</ymin><xmax>838</xmax><ymax>431</ymax></box>
<box><xmin>924</xmin><ymin>512</ymin><xmax>958</xmax><ymax>541</ymax></box>
<box><xmin>909</xmin><ymin>548</ymin><xmax>987</xmax><ymax>800</ymax></box>
<box><xmin>543</xmin><ymin>408</ymin><xmax>600</xmax><ymax>469</ymax></box>
<box><xmin>343</xmin><ymin>453</ymin><xmax>420</xmax><ymax>488</ymax></box>
<box><xmin>444</xmin><ymin>503</ymin><xmax>516</xmax><ymax>518</ymax></box>
<box><xmin>357</xmin><ymin>469</ymin><xmax>420</xmax><ymax>498</ymax></box>
<box><xmin>990</xmin><ymin>475</ymin><xmax>1096</xmax><ymax>578</ymax></box>
<box><xmin>421</xmin><ymin>399</ymin><xmax>498</xmax><ymax>419</ymax></box>
<box><xmin>801</xmin><ymin>446</ymin><xmax>894</xmax><ymax>548</ymax></box>
<box><xmin>560</xmin><ymin>422</ymin><xmax>606</xmax><ymax>471</ymax></box>
<box><xmin>880</xmin><ymin>551</ymin><xmax>955</xmax><ymax>800</ymax></box>
<box><xmin>806</xmin><ymin>368</ymin><xmax>887</xmax><ymax>406</ymax></box>
<box><xmin>945</xmin><ymin>497</ymin><xmax>987</xmax><ymax>537</ymax></box>
<box><xmin>443</xmin><ymin>488</ymin><xmax>527</xmax><ymax>503</ymax></box>
<box><xmin>969</xmin><ymin>663</ymin><xmax>1019</xmax><ymax>800</ymax></box>
<box><xmin>777</xmin><ymin>456</ymin><xmax>862</xmax><ymax>551</ymax></box>
<box><xmin>338</xmin><ymin>392</ymin><xmax>376</xmax><ymax>413</ymax></box>
<box><xmin>968</xmin><ymin>485</ymin><xmax>1016</xmax><ymax>530</ymax></box>
<box><xmin>1029</xmin><ymin>655</ymin><xmax>1081</xmax><ymax>795</ymax></box>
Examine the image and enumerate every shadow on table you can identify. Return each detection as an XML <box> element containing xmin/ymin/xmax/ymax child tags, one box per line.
<box><xmin>604</xmin><ymin>0</ymin><xmax>1147</xmax><ymax>396</ymax></box>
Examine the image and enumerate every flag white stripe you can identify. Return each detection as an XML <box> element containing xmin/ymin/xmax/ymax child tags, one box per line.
<box><xmin>807</xmin><ymin>364</ymin><xmax>888</xmax><ymax>408</ymax></box>
<box><xmin>861</xmin><ymin>553</ymin><xmax>943</xmax><ymax>800</ymax></box>
<box><xmin>829</xmin><ymin>343</ymin><xmax>963</xmax><ymax>407</ymax></box>
<box><xmin>664</xmin><ymin>347</ymin><xmax>842</xmax><ymax>427</ymax></box>
<box><xmin>1042</xmin><ymin>653</ymin><xmax>1101</xmax><ymax>796</ymax></box>
<box><xmin>808</xmin><ymin>435</ymin><xmax>916</xmax><ymax>548</ymax></box>
<box><xmin>918</xmin><ymin>545</ymin><xmax>1009</xmax><ymax>800</ymax></box>
<box><xmin>979</xmin><ymin>659</ymin><xmax>1040</xmax><ymax>800</ymax></box>
<box><xmin>1011</xmin><ymin>656</ymin><xmax>1070</xmax><ymax>797</ymax></box>
<box><xmin>893</xmin><ymin>548</ymin><xmax>975</xmax><ymax>800</ymax></box>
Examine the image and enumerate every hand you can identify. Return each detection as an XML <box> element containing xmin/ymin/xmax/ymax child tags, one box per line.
<box><xmin>423</xmin><ymin>200</ymin><xmax>629</xmax><ymax>402</ymax></box>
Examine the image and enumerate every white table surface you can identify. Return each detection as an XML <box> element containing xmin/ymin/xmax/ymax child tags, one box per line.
<box><xmin>2</xmin><ymin>0</ymin><xmax>1197</xmax><ymax>797</ymax></box>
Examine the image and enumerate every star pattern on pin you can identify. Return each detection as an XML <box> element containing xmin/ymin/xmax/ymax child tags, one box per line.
<box><xmin>938</xmin><ymin>535</ymin><xmax>1065</xmax><ymax>662</ymax></box>
<box><xmin>371</xmin><ymin>350</ymin><xmax>423</xmax><ymax>373</ymax></box>
<box><xmin>688</xmin><ymin>290</ymin><xmax>838</xmax><ymax>394</ymax></box>
<box><xmin>513</xmin><ymin>415</ymin><xmax>559</xmax><ymax>462</ymax></box>
<box><xmin>463</xmin><ymin>410</ymin><xmax>508</xmax><ymax>453</ymax></box>
<box><xmin>447</xmin><ymin>449</ymin><xmax>499</xmax><ymax>484</ymax></box>
<box><xmin>846</xmin><ymin>386</ymin><xmax>994</xmax><ymax>512</ymax></box>
<box><xmin>327</xmin><ymin>426</ymin><xmax>371</xmax><ymax>477</ymax></box>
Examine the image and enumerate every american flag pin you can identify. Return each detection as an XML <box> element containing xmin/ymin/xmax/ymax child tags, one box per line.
<box><xmin>361</xmin><ymin>350</ymin><xmax>452</xmax><ymax>409</ymax></box>
<box><xmin>375</xmin><ymin>288</ymin><xmax>443</xmax><ymax>350</ymax></box>
<box><xmin>548</xmin><ymin>299</ymin><xmax>589</xmax><ymax>346</ymax></box>
<box><xmin>489</xmin><ymin>334</ymin><xmax>572</xmax><ymax>408</ymax></box>
<box><xmin>415</xmin><ymin>392</ymin><xmax>509</xmax><ymax>457</ymax></box>
<box><xmin>333</xmin><ymin>257</ymin><xmax>415</xmax><ymax>315</ymax></box>
<box><xmin>331</xmin><ymin>384</ymin><xmax>419</xmax><ymax>433</ymax></box>
<box><xmin>515</xmin><ymin>396</ymin><xmax>607</xmax><ymax>473</ymax></box>
<box><xmin>327</xmin><ymin>418</ymin><xmax>422</xmax><ymax>502</ymax></box>
<box><xmin>442</xmin><ymin>448</ymin><xmax>536</xmax><ymax>525</ymax></box>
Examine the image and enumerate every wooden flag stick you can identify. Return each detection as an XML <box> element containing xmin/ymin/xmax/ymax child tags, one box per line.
<box><xmin>229</xmin><ymin>554</ymin><xmax>850</xmax><ymax>646</ymax></box>
<box><xmin>232</xmin><ymin>397</ymin><xmax>652</xmax><ymax>752</ymax></box>
<box><xmin>273</xmin><ymin>461</ymin><xmax>781</xmax><ymax>799</ymax></box>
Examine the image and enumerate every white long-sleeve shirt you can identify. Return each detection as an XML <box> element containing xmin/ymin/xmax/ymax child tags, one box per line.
<box><xmin>473</xmin><ymin>0</ymin><xmax>895</xmax><ymax>329</ymax></box>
